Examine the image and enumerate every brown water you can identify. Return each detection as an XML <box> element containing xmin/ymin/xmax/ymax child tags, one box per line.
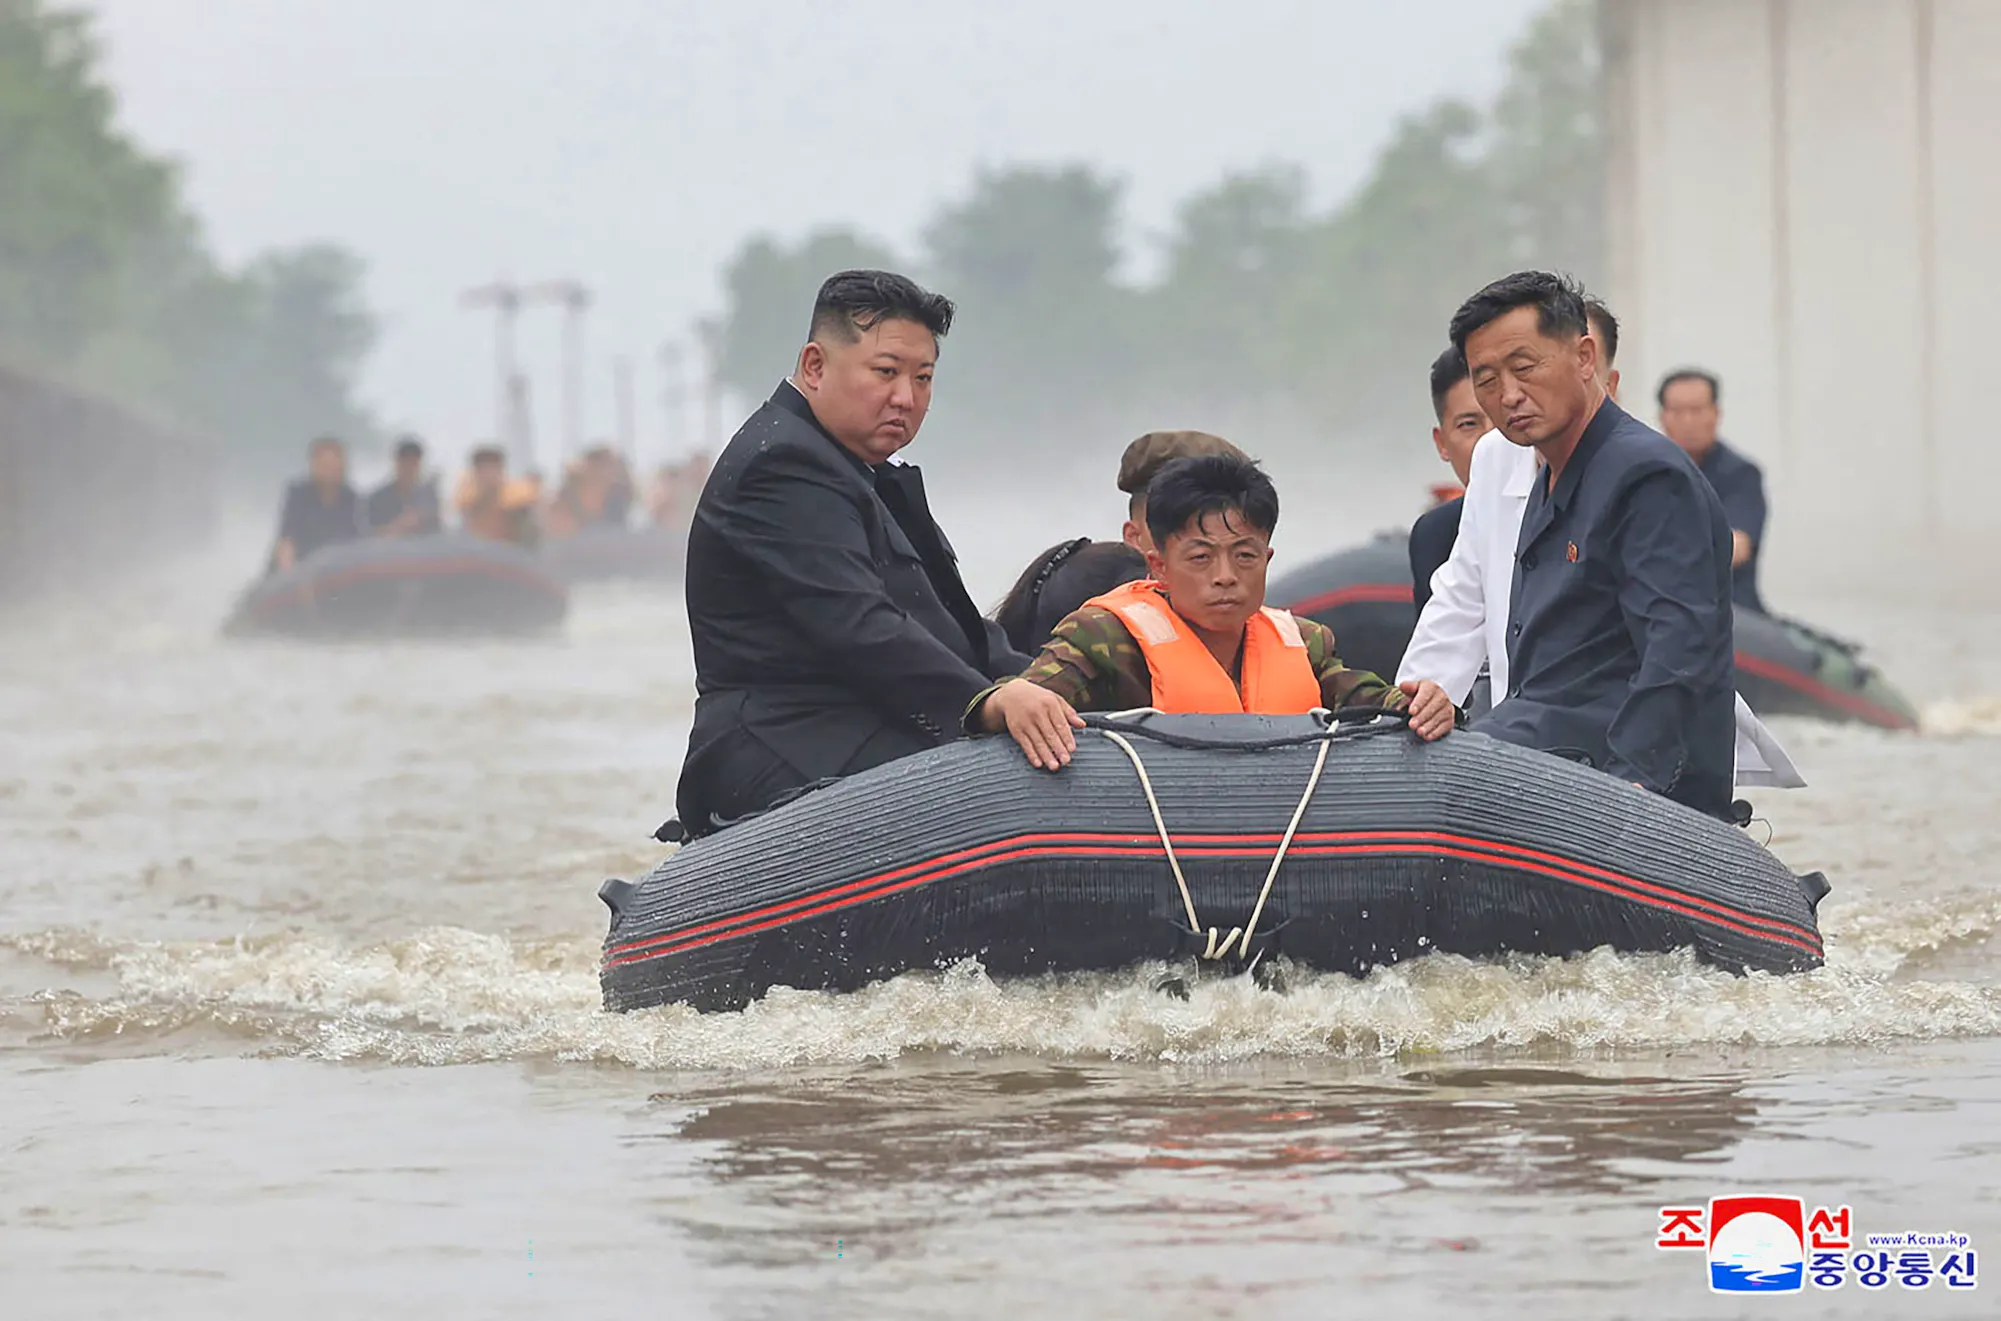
<box><xmin>5</xmin><ymin>525</ymin><xmax>2001</xmax><ymax>1319</ymax></box>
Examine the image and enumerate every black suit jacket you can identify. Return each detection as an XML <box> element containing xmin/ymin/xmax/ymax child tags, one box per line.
<box><xmin>1475</xmin><ymin>399</ymin><xmax>1735</xmax><ymax>818</ymax></box>
<box><xmin>676</xmin><ymin>383</ymin><xmax>1029</xmax><ymax>831</ymax></box>
<box><xmin>1407</xmin><ymin>496</ymin><xmax>1464</xmax><ymax>613</ymax></box>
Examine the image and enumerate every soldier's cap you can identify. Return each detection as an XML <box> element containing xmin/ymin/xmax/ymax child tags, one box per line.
<box><xmin>1117</xmin><ymin>431</ymin><xmax>1247</xmax><ymax>496</ymax></box>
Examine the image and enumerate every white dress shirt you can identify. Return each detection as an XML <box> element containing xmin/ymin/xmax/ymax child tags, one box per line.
<box><xmin>1398</xmin><ymin>430</ymin><xmax>1535</xmax><ymax>705</ymax></box>
<box><xmin>1397</xmin><ymin>429</ymin><xmax>1804</xmax><ymax>789</ymax></box>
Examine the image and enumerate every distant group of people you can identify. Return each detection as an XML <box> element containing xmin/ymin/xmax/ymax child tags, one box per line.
<box><xmin>670</xmin><ymin>265</ymin><xmax>1791</xmax><ymax>840</ymax></box>
<box><xmin>267</xmin><ymin>435</ymin><xmax>711</xmax><ymax>574</ymax></box>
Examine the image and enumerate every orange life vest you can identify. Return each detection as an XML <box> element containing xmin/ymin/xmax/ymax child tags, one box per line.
<box><xmin>1084</xmin><ymin>579</ymin><xmax>1321</xmax><ymax>715</ymax></box>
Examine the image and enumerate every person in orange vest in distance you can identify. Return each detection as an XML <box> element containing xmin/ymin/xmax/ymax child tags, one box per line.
<box><xmin>455</xmin><ymin>446</ymin><xmax>541</xmax><ymax>546</ymax></box>
<box><xmin>969</xmin><ymin>452</ymin><xmax>1457</xmax><ymax>768</ymax></box>
<box><xmin>646</xmin><ymin>450</ymin><xmax>712</xmax><ymax>531</ymax></box>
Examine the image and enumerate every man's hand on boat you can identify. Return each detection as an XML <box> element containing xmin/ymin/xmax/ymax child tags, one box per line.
<box><xmin>1399</xmin><ymin>679</ymin><xmax>1456</xmax><ymax>741</ymax></box>
<box><xmin>977</xmin><ymin>680</ymin><xmax>1087</xmax><ymax>770</ymax></box>
<box><xmin>975</xmin><ymin>676</ymin><xmax>1455</xmax><ymax>770</ymax></box>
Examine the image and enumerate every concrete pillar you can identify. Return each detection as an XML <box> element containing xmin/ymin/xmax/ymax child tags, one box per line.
<box><xmin>1601</xmin><ymin>0</ymin><xmax>2001</xmax><ymax>603</ymax></box>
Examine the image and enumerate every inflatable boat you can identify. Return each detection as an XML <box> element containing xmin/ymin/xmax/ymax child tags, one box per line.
<box><xmin>539</xmin><ymin>524</ymin><xmax>685</xmax><ymax>584</ymax></box>
<box><xmin>1730</xmin><ymin>610</ymin><xmax>1918</xmax><ymax>730</ymax></box>
<box><xmin>1265</xmin><ymin>532</ymin><xmax>1416</xmax><ymax>685</ymax></box>
<box><xmin>599</xmin><ymin>712</ymin><xmax>1828</xmax><ymax>1014</ymax></box>
<box><xmin>225</xmin><ymin>534</ymin><xmax>568</xmax><ymax>639</ymax></box>
<box><xmin>1273</xmin><ymin>531</ymin><xmax>1918</xmax><ymax>731</ymax></box>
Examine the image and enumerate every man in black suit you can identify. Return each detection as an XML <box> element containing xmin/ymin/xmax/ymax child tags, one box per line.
<box><xmin>1451</xmin><ymin>271</ymin><xmax>1736</xmax><ymax>819</ymax></box>
<box><xmin>674</xmin><ymin>270</ymin><xmax>1047</xmax><ymax>836</ymax></box>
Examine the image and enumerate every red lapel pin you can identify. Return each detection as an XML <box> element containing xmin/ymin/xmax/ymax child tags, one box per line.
<box><xmin>1566</xmin><ymin>541</ymin><xmax>1579</xmax><ymax>563</ymax></box>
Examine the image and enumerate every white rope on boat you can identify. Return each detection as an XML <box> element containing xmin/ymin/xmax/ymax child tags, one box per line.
<box><xmin>1096</xmin><ymin>727</ymin><xmax>1333</xmax><ymax>962</ymax></box>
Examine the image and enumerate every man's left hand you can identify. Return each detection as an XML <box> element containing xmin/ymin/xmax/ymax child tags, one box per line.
<box><xmin>1398</xmin><ymin>679</ymin><xmax>1455</xmax><ymax>742</ymax></box>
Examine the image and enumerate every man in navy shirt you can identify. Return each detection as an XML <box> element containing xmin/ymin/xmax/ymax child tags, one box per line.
<box><xmin>269</xmin><ymin>436</ymin><xmax>361</xmax><ymax>574</ymax></box>
<box><xmin>1658</xmin><ymin>368</ymin><xmax>1768</xmax><ymax>613</ymax></box>
<box><xmin>1450</xmin><ymin>272</ymin><xmax>1735</xmax><ymax>819</ymax></box>
<box><xmin>366</xmin><ymin>436</ymin><xmax>443</xmax><ymax>537</ymax></box>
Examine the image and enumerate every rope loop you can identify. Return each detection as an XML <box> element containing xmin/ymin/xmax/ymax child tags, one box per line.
<box><xmin>1097</xmin><ymin>727</ymin><xmax>1333</xmax><ymax>964</ymax></box>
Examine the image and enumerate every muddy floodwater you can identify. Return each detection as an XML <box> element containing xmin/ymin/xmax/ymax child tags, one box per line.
<box><xmin>5</xmin><ymin>521</ymin><xmax>2001</xmax><ymax>1320</ymax></box>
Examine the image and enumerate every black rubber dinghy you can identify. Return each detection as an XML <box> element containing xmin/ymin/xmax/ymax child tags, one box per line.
<box><xmin>539</xmin><ymin>525</ymin><xmax>685</xmax><ymax>584</ymax></box>
<box><xmin>1732</xmin><ymin>610</ymin><xmax>1918</xmax><ymax>731</ymax></box>
<box><xmin>1274</xmin><ymin>533</ymin><xmax>1919</xmax><ymax>731</ymax></box>
<box><xmin>1266</xmin><ymin>532</ymin><xmax>1416</xmax><ymax>684</ymax></box>
<box><xmin>600</xmin><ymin>713</ymin><xmax>1828</xmax><ymax>1014</ymax></box>
<box><xmin>225</xmin><ymin>534</ymin><xmax>568</xmax><ymax>639</ymax></box>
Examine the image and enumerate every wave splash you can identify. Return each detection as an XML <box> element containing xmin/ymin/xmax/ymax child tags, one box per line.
<box><xmin>1922</xmin><ymin>697</ymin><xmax>2001</xmax><ymax>737</ymax></box>
<box><xmin>6</xmin><ymin>885</ymin><xmax>1999</xmax><ymax>1070</ymax></box>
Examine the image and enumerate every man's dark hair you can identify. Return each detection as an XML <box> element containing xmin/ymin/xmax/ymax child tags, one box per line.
<box><xmin>1657</xmin><ymin>368</ymin><xmax>1721</xmax><ymax>408</ymax></box>
<box><xmin>308</xmin><ymin>434</ymin><xmax>344</xmax><ymax>455</ymax></box>
<box><xmin>1144</xmin><ymin>454</ymin><xmax>1280</xmax><ymax>551</ymax></box>
<box><xmin>808</xmin><ymin>269</ymin><xmax>955</xmax><ymax>345</ymax></box>
<box><xmin>1448</xmin><ymin>270</ymin><xmax>1590</xmax><ymax>359</ymax></box>
<box><xmin>1584</xmin><ymin>297</ymin><xmax>1620</xmax><ymax>367</ymax></box>
<box><xmin>1428</xmin><ymin>346</ymin><xmax>1470</xmax><ymax>421</ymax></box>
<box><xmin>470</xmin><ymin>444</ymin><xmax>506</xmax><ymax>466</ymax></box>
<box><xmin>394</xmin><ymin>435</ymin><xmax>424</xmax><ymax>460</ymax></box>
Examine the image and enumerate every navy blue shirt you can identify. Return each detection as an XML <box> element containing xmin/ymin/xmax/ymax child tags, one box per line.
<box><xmin>1694</xmin><ymin>439</ymin><xmax>1768</xmax><ymax>613</ymax></box>
<box><xmin>1475</xmin><ymin>399</ymin><xmax>1736</xmax><ymax>819</ymax></box>
<box><xmin>272</xmin><ymin>480</ymin><xmax>360</xmax><ymax>569</ymax></box>
<box><xmin>1408</xmin><ymin>496</ymin><xmax>1463</xmax><ymax>613</ymax></box>
<box><xmin>365</xmin><ymin>477</ymin><xmax>441</xmax><ymax>534</ymax></box>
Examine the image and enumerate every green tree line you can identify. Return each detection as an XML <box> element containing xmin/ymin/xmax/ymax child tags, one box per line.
<box><xmin>0</xmin><ymin>0</ymin><xmax>377</xmax><ymax>475</ymax></box>
<box><xmin>709</xmin><ymin>0</ymin><xmax>1600</xmax><ymax>463</ymax></box>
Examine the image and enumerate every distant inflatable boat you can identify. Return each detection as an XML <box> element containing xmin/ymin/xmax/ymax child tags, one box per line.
<box><xmin>599</xmin><ymin>713</ymin><xmax>1828</xmax><ymax>1014</ymax></box>
<box><xmin>540</xmin><ymin>525</ymin><xmax>685</xmax><ymax>585</ymax></box>
<box><xmin>1273</xmin><ymin>532</ymin><xmax>1919</xmax><ymax>731</ymax></box>
<box><xmin>1265</xmin><ymin>533</ymin><xmax>1416</xmax><ymax>685</ymax></box>
<box><xmin>1730</xmin><ymin>610</ymin><xmax>1919</xmax><ymax>730</ymax></box>
<box><xmin>225</xmin><ymin>534</ymin><xmax>568</xmax><ymax>639</ymax></box>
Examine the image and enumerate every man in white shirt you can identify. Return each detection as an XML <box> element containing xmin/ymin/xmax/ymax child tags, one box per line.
<box><xmin>1397</xmin><ymin>299</ymin><xmax>1803</xmax><ymax>789</ymax></box>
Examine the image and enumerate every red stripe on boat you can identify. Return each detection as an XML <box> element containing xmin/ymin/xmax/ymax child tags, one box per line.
<box><xmin>603</xmin><ymin>829</ymin><xmax>1821</xmax><ymax>970</ymax></box>
<box><xmin>253</xmin><ymin>555</ymin><xmax>566</xmax><ymax>616</ymax></box>
<box><xmin>1279</xmin><ymin>583</ymin><xmax>1414</xmax><ymax>616</ymax></box>
<box><xmin>1734</xmin><ymin>650</ymin><xmax>1915</xmax><ymax>731</ymax></box>
<box><xmin>605</xmin><ymin>828</ymin><xmax>1817</xmax><ymax>961</ymax></box>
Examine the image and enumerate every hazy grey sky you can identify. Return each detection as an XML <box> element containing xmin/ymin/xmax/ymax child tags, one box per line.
<box><xmin>86</xmin><ymin>0</ymin><xmax>1541</xmax><ymax>468</ymax></box>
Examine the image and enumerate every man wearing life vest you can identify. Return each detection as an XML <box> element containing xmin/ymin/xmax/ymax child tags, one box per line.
<box><xmin>456</xmin><ymin>446</ymin><xmax>541</xmax><ymax>546</ymax></box>
<box><xmin>970</xmin><ymin>453</ymin><xmax>1457</xmax><ymax>768</ymax></box>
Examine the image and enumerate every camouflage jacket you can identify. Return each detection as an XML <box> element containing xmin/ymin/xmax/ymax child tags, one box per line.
<box><xmin>963</xmin><ymin>604</ymin><xmax>1406</xmax><ymax>727</ymax></box>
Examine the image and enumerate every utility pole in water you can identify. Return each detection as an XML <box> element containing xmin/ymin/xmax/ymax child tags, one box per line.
<box><xmin>524</xmin><ymin>279</ymin><xmax>592</xmax><ymax>464</ymax></box>
<box><xmin>460</xmin><ymin>281</ymin><xmax>523</xmax><ymax>461</ymax></box>
<box><xmin>612</xmin><ymin>356</ymin><xmax>637</xmax><ymax>460</ymax></box>
<box><xmin>505</xmin><ymin>373</ymin><xmax>537</xmax><ymax>477</ymax></box>
<box><xmin>659</xmin><ymin>340</ymin><xmax>687</xmax><ymax>463</ymax></box>
<box><xmin>693</xmin><ymin>318</ymin><xmax>722</xmax><ymax>454</ymax></box>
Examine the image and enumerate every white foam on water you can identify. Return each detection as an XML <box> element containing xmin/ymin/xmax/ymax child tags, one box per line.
<box><xmin>1921</xmin><ymin>697</ymin><xmax>2001</xmax><ymax>737</ymax></box>
<box><xmin>8</xmin><ymin>882</ymin><xmax>2000</xmax><ymax>1071</ymax></box>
